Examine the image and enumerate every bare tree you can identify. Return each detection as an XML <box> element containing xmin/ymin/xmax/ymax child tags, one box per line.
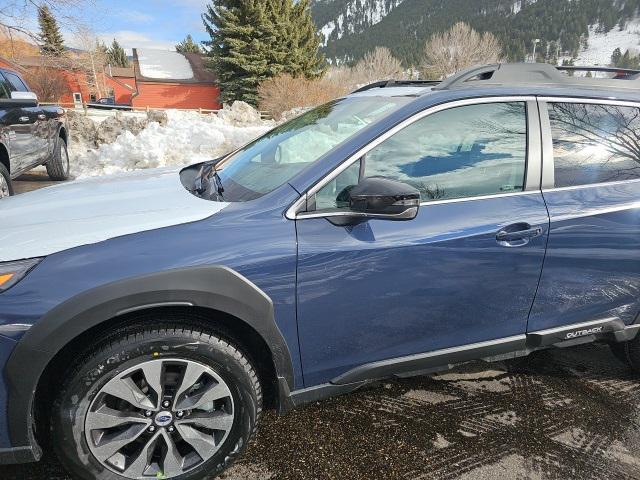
<box><xmin>0</xmin><ymin>25</ymin><xmax>38</xmax><ymax>58</ymax></box>
<box><xmin>22</xmin><ymin>65</ymin><xmax>67</xmax><ymax>101</ymax></box>
<box><xmin>65</xmin><ymin>27</ymin><xmax>108</xmax><ymax>100</ymax></box>
<box><xmin>352</xmin><ymin>46</ymin><xmax>405</xmax><ymax>85</ymax></box>
<box><xmin>1</xmin><ymin>0</ymin><xmax>92</xmax><ymax>43</ymax></box>
<box><xmin>258</xmin><ymin>73</ymin><xmax>346</xmax><ymax>120</ymax></box>
<box><xmin>422</xmin><ymin>22</ymin><xmax>503</xmax><ymax>79</ymax></box>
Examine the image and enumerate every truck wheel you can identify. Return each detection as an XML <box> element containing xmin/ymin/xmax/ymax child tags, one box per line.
<box><xmin>52</xmin><ymin>324</ymin><xmax>262</xmax><ymax>480</ymax></box>
<box><xmin>46</xmin><ymin>136</ymin><xmax>70</xmax><ymax>181</ymax></box>
<box><xmin>0</xmin><ymin>163</ymin><xmax>13</xmax><ymax>198</ymax></box>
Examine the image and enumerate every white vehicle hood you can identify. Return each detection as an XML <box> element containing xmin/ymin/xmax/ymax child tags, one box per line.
<box><xmin>0</xmin><ymin>168</ymin><xmax>229</xmax><ymax>262</ymax></box>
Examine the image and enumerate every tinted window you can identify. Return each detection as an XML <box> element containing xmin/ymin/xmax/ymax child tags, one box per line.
<box><xmin>313</xmin><ymin>102</ymin><xmax>528</xmax><ymax>210</ymax></box>
<box><xmin>549</xmin><ymin>102</ymin><xmax>640</xmax><ymax>187</ymax></box>
<box><xmin>0</xmin><ymin>79</ymin><xmax>9</xmax><ymax>99</ymax></box>
<box><xmin>2</xmin><ymin>72</ymin><xmax>28</xmax><ymax>92</ymax></box>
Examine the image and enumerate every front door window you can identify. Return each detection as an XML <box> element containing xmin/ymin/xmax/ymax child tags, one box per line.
<box><xmin>312</xmin><ymin>102</ymin><xmax>528</xmax><ymax>212</ymax></box>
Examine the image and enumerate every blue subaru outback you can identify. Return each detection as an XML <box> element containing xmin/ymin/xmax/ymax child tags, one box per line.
<box><xmin>1</xmin><ymin>63</ymin><xmax>639</xmax><ymax>479</ymax></box>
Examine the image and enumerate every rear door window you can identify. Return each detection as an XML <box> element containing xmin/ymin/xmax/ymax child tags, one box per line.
<box><xmin>548</xmin><ymin>102</ymin><xmax>640</xmax><ymax>187</ymax></box>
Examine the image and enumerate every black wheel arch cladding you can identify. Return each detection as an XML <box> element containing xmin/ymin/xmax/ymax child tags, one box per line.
<box><xmin>5</xmin><ymin>265</ymin><xmax>294</xmax><ymax>449</ymax></box>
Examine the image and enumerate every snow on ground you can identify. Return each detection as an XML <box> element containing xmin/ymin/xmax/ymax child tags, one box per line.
<box><xmin>574</xmin><ymin>20</ymin><xmax>640</xmax><ymax>66</ymax></box>
<box><xmin>68</xmin><ymin>102</ymin><xmax>274</xmax><ymax>178</ymax></box>
<box><xmin>137</xmin><ymin>49</ymin><xmax>194</xmax><ymax>79</ymax></box>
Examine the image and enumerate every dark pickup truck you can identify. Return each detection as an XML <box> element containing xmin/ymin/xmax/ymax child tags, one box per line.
<box><xmin>87</xmin><ymin>97</ymin><xmax>132</xmax><ymax>110</ymax></box>
<box><xmin>0</xmin><ymin>67</ymin><xmax>69</xmax><ymax>198</ymax></box>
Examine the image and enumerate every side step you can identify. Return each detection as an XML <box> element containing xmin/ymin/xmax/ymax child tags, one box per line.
<box><xmin>303</xmin><ymin>317</ymin><xmax>640</xmax><ymax>400</ymax></box>
<box><xmin>526</xmin><ymin>317</ymin><xmax>639</xmax><ymax>348</ymax></box>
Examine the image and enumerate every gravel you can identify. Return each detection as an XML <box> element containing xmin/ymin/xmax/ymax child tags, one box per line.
<box><xmin>5</xmin><ymin>344</ymin><xmax>640</xmax><ymax>480</ymax></box>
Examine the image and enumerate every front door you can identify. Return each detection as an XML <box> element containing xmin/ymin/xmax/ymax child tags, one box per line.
<box><xmin>1</xmin><ymin>70</ymin><xmax>42</xmax><ymax>173</ymax></box>
<box><xmin>296</xmin><ymin>99</ymin><xmax>550</xmax><ymax>386</ymax></box>
<box><xmin>528</xmin><ymin>99</ymin><xmax>640</xmax><ymax>332</ymax></box>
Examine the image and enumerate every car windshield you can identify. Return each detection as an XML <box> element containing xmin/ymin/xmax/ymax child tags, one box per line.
<box><xmin>189</xmin><ymin>96</ymin><xmax>411</xmax><ymax>202</ymax></box>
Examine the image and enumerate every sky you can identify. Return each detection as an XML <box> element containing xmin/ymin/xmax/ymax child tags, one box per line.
<box><xmin>54</xmin><ymin>0</ymin><xmax>212</xmax><ymax>53</ymax></box>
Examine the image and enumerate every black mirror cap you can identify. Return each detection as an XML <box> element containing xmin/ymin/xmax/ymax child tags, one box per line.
<box><xmin>348</xmin><ymin>176</ymin><xmax>421</xmax><ymax>217</ymax></box>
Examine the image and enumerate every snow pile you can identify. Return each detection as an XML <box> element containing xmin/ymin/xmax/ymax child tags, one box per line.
<box><xmin>66</xmin><ymin>111</ymin><xmax>97</xmax><ymax>146</ymax></box>
<box><xmin>69</xmin><ymin>102</ymin><xmax>274</xmax><ymax>178</ymax></box>
<box><xmin>137</xmin><ymin>49</ymin><xmax>194</xmax><ymax>79</ymax></box>
<box><xmin>94</xmin><ymin>113</ymin><xmax>149</xmax><ymax>145</ymax></box>
<box><xmin>574</xmin><ymin>20</ymin><xmax>640</xmax><ymax>66</ymax></box>
<box><xmin>216</xmin><ymin>101</ymin><xmax>263</xmax><ymax>126</ymax></box>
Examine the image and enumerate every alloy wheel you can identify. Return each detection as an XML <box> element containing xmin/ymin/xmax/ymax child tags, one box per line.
<box><xmin>84</xmin><ymin>358</ymin><xmax>235</xmax><ymax>478</ymax></box>
<box><xmin>0</xmin><ymin>175</ymin><xmax>10</xmax><ymax>198</ymax></box>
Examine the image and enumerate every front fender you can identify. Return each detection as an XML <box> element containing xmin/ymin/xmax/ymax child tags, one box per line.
<box><xmin>5</xmin><ymin>265</ymin><xmax>294</xmax><ymax>452</ymax></box>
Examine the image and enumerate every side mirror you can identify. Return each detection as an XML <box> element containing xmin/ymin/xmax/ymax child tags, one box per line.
<box><xmin>9</xmin><ymin>91</ymin><xmax>38</xmax><ymax>106</ymax></box>
<box><xmin>339</xmin><ymin>176</ymin><xmax>420</xmax><ymax>222</ymax></box>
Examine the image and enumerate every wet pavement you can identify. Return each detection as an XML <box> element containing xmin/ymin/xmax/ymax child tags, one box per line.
<box><xmin>12</xmin><ymin>168</ymin><xmax>60</xmax><ymax>195</ymax></box>
<box><xmin>6</xmin><ymin>180</ymin><xmax>640</xmax><ymax>479</ymax></box>
<box><xmin>5</xmin><ymin>345</ymin><xmax>640</xmax><ymax>480</ymax></box>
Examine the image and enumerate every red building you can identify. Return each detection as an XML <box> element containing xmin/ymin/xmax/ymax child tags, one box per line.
<box><xmin>105</xmin><ymin>66</ymin><xmax>136</xmax><ymax>105</ymax></box>
<box><xmin>1</xmin><ymin>49</ymin><xmax>220</xmax><ymax>110</ymax></box>
<box><xmin>131</xmin><ymin>49</ymin><xmax>221</xmax><ymax>110</ymax></box>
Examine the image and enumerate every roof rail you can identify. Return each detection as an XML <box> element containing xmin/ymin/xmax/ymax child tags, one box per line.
<box><xmin>352</xmin><ymin>79</ymin><xmax>440</xmax><ymax>94</ymax></box>
<box><xmin>434</xmin><ymin>63</ymin><xmax>640</xmax><ymax>91</ymax></box>
<box><xmin>558</xmin><ymin>65</ymin><xmax>640</xmax><ymax>75</ymax></box>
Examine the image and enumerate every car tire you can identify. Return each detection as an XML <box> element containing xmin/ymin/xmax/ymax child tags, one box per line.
<box><xmin>46</xmin><ymin>136</ymin><xmax>70</xmax><ymax>181</ymax></box>
<box><xmin>51</xmin><ymin>323</ymin><xmax>262</xmax><ymax>480</ymax></box>
<box><xmin>0</xmin><ymin>163</ymin><xmax>13</xmax><ymax>198</ymax></box>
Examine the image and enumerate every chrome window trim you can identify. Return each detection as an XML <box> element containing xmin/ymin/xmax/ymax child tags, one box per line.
<box><xmin>542</xmin><ymin>177</ymin><xmax>640</xmax><ymax>193</ymax></box>
<box><xmin>295</xmin><ymin>190</ymin><xmax>542</xmax><ymax>220</ymax></box>
<box><xmin>539</xmin><ymin>96</ymin><xmax>640</xmax><ymax>191</ymax></box>
<box><xmin>538</xmin><ymin>96</ymin><xmax>640</xmax><ymax>108</ymax></box>
<box><xmin>286</xmin><ymin>95</ymin><xmax>539</xmax><ymax>220</ymax></box>
<box><xmin>546</xmin><ymin>200</ymin><xmax>640</xmax><ymax>223</ymax></box>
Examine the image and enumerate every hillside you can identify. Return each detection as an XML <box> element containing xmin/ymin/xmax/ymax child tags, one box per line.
<box><xmin>311</xmin><ymin>0</ymin><xmax>640</xmax><ymax>66</ymax></box>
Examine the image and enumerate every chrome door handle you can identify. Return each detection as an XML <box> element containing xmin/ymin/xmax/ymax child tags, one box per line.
<box><xmin>19</xmin><ymin>116</ymin><xmax>29</xmax><ymax>123</ymax></box>
<box><xmin>496</xmin><ymin>226</ymin><xmax>543</xmax><ymax>242</ymax></box>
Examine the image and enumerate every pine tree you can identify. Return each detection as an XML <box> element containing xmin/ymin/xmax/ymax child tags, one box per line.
<box><xmin>97</xmin><ymin>40</ymin><xmax>109</xmax><ymax>57</ymax></box>
<box><xmin>203</xmin><ymin>0</ymin><xmax>325</xmax><ymax>104</ymax></box>
<box><xmin>37</xmin><ymin>6</ymin><xmax>65</xmax><ymax>56</ymax></box>
<box><xmin>612</xmin><ymin>47</ymin><xmax>622</xmax><ymax>66</ymax></box>
<box><xmin>107</xmin><ymin>39</ymin><xmax>129</xmax><ymax>68</ymax></box>
<box><xmin>176</xmin><ymin>35</ymin><xmax>203</xmax><ymax>53</ymax></box>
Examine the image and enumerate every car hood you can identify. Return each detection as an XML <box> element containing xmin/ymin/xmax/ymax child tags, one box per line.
<box><xmin>0</xmin><ymin>168</ymin><xmax>229</xmax><ymax>262</ymax></box>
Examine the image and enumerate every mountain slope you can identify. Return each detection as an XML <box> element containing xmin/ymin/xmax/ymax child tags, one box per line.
<box><xmin>312</xmin><ymin>0</ymin><xmax>640</xmax><ymax>65</ymax></box>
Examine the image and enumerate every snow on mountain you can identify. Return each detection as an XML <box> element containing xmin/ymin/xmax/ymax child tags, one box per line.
<box><xmin>510</xmin><ymin>0</ymin><xmax>538</xmax><ymax>16</ymax></box>
<box><xmin>574</xmin><ymin>20</ymin><xmax>640</xmax><ymax>66</ymax></box>
<box><xmin>319</xmin><ymin>0</ymin><xmax>404</xmax><ymax>46</ymax></box>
